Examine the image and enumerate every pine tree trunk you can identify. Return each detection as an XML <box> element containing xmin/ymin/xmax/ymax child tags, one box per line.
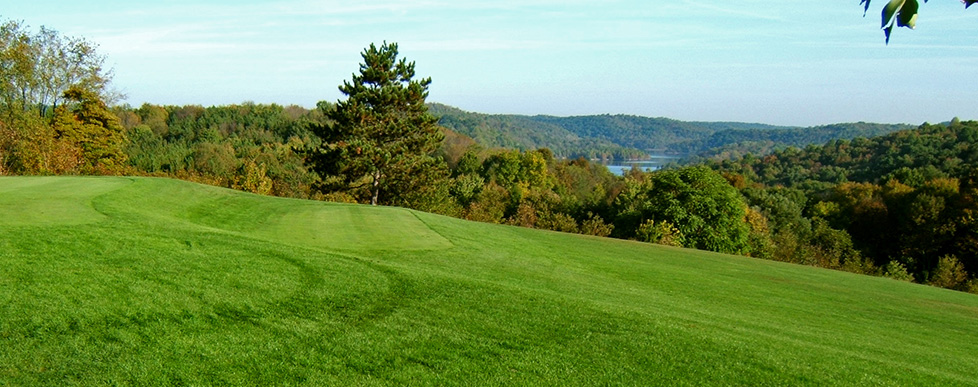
<box><xmin>371</xmin><ymin>170</ymin><xmax>380</xmax><ymax>205</ymax></box>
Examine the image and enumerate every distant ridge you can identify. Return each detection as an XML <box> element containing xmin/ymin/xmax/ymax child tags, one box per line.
<box><xmin>429</xmin><ymin>103</ymin><xmax>913</xmax><ymax>159</ymax></box>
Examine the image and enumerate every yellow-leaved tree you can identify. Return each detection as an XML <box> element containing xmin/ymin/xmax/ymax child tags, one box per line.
<box><xmin>51</xmin><ymin>87</ymin><xmax>128</xmax><ymax>174</ymax></box>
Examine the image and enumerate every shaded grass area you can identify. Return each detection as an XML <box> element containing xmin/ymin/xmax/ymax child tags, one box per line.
<box><xmin>0</xmin><ymin>176</ymin><xmax>976</xmax><ymax>385</ymax></box>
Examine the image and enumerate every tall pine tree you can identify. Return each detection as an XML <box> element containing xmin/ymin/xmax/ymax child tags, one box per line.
<box><xmin>308</xmin><ymin>42</ymin><xmax>444</xmax><ymax>206</ymax></box>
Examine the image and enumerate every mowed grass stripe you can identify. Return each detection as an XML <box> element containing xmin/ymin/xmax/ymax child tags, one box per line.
<box><xmin>89</xmin><ymin>177</ymin><xmax>453</xmax><ymax>252</ymax></box>
<box><xmin>260</xmin><ymin>204</ymin><xmax>454</xmax><ymax>251</ymax></box>
<box><xmin>0</xmin><ymin>176</ymin><xmax>976</xmax><ymax>385</ymax></box>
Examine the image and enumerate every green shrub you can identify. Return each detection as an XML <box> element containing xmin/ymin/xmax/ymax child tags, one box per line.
<box><xmin>579</xmin><ymin>213</ymin><xmax>614</xmax><ymax>237</ymax></box>
<box><xmin>637</xmin><ymin>219</ymin><xmax>684</xmax><ymax>247</ymax></box>
<box><xmin>883</xmin><ymin>261</ymin><xmax>915</xmax><ymax>282</ymax></box>
<box><xmin>929</xmin><ymin>255</ymin><xmax>969</xmax><ymax>290</ymax></box>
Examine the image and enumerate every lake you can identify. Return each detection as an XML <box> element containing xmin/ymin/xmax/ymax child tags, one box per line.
<box><xmin>600</xmin><ymin>153</ymin><xmax>683</xmax><ymax>176</ymax></box>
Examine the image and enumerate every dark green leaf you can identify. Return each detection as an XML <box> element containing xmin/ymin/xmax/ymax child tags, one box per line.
<box><xmin>896</xmin><ymin>0</ymin><xmax>918</xmax><ymax>28</ymax></box>
<box><xmin>882</xmin><ymin>0</ymin><xmax>905</xmax><ymax>28</ymax></box>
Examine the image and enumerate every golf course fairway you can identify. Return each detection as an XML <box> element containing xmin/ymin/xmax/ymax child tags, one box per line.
<box><xmin>1</xmin><ymin>176</ymin><xmax>976</xmax><ymax>385</ymax></box>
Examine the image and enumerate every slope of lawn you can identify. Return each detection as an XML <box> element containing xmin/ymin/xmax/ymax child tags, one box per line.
<box><xmin>1</xmin><ymin>176</ymin><xmax>976</xmax><ymax>385</ymax></box>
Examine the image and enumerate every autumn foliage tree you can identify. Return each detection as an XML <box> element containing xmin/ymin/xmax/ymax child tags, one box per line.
<box><xmin>0</xmin><ymin>19</ymin><xmax>112</xmax><ymax>117</ymax></box>
<box><xmin>51</xmin><ymin>87</ymin><xmax>127</xmax><ymax>173</ymax></box>
<box><xmin>308</xmin><ymin>42</ymin><xmax>444</xmax><ymax>206</ymax></box>
<box><xmin>0</xmin><ymin>18</ymin><xmax>116</xmax><ymax>174</ymax></box>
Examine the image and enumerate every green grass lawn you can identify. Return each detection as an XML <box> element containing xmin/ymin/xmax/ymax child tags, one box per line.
<box><xmin>1</xmin><ymin>176</ymin><xmax>976</xmax><ymax>385</ymax></box>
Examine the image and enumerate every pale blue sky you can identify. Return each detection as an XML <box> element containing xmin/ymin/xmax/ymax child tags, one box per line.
<box><xmin>5</xmin><ymin>1</ymin><xmax>978</xmax><ymax>126</ymax></box>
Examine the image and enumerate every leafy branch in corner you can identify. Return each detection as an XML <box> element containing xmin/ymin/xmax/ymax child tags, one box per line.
<box><xmin>861</xmin><ymin>0</ymin><xmax>978</xmax><ymax>43</ymax></box>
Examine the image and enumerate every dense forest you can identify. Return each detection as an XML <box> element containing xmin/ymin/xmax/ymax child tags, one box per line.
<box><xmin>115</xmin><ymin>102</ymin><xmax>320</xmax><ymax>198</ymax></box>
<box><xmin>681</xmin><ymin>122</ymin><xmax>914</xmax><ymax>158</ymax></box>
<box><xmin>706</xmin><ymin>119</ymin><xmax>978</xmax><ymax>291</ymax></box>
<box><xmin>1</xmin><ymin>20</ymin><xmax>975</xmax><ymax>294</ymax></box>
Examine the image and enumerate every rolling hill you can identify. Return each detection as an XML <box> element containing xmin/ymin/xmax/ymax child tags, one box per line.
<box><xmin>1</xmin><ymin>176</ymin><xmax>976</xmax><ymax>385</ymax></box>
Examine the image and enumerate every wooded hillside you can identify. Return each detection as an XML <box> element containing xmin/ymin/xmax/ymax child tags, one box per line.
<box><xmin>431</xmin><ymin>103</ymin><xmax>911</xmax><ymax>159</ymax></box>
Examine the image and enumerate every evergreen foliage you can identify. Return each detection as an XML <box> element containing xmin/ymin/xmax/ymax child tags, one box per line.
<box><xmin>308</xmin><ymin>42</ymin><xmax>444</xmax><ymax>206</ymax></box>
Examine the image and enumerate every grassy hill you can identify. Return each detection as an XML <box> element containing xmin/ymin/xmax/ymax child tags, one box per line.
<box><xmin>1</xmin><ymin>176</ymin><xmax>976</xmax><ymax>385</ymax></box>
